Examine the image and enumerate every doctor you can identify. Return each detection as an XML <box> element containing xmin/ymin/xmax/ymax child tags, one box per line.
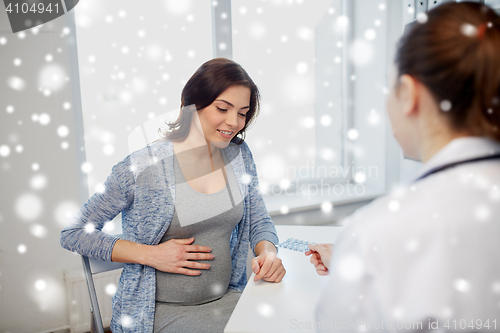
<box><xmin>306</xmin><ymin>2</ymin><xmax>500</xmax><ymax>331</ymax></box>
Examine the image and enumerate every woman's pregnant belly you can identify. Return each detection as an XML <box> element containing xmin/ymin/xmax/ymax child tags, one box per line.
<box><xmin>155</xmin><ymin>237</ymin><xmax>233</xmax><ymax>305</ymax></box>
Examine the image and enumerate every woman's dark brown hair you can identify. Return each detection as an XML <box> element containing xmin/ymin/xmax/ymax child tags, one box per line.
<box><xmin>159</xmin><ymin>57</ymin><xmax>260</xmax><ymax>145</ymax></box>
<box><xmin>395</xmin><ymin>1</ymin><xmax>500</xmax><ymax>141</ymax></box>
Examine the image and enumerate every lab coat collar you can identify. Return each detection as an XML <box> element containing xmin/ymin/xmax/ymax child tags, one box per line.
<box><xmin>413</xmin><ymin>136</ymin><xmax>500</xmax><ymax>182</ymax></box>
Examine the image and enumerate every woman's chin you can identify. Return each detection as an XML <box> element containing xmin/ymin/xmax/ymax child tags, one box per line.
<box><xmin>210</xmin><ymin>140</ymin><xmax>231</xmax><ymax>149</ymax></box>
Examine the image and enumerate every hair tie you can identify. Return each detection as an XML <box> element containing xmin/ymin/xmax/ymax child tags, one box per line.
<box><xmin>477</xmin><ymin>22</ymin><xmax>488</xmax><ymax>40</ymax></box>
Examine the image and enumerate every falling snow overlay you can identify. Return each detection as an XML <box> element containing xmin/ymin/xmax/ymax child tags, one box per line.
<box><xmin>2</xmin><ymin>1</ymin><xmax>500</xmax><ymax>332</ymax></box>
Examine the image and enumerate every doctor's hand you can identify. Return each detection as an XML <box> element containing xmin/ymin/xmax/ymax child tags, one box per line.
<box><xmin>305</xmin><ymin>243</ymin><xmax>333</xmax><ymax>276</ymax></box>
<box><xmin>252</xmin><ymin>252</ymin><xmax>286</xmax><ymax>283</ymax></box>
<box><xmin>146</xmin><ymin>237</ymin><xmax>214</xmax><ymax>276</ymax></box>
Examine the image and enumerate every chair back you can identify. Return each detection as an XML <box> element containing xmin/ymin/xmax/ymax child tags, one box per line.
<box><xmin>81</xmin><ymin>234</ymin><xmax>124</xmax><ymax>333</ymax></box>
<box><xmin>88</xmin><ymin>257</ymin><xmax>125</xmax><ymax>274</ymax></box>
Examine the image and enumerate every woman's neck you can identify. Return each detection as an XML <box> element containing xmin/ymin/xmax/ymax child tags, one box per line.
<box><xmin>173</xmin><ymin>118</ymin><xmax>219</xmax><ymax>158</ymax></box>
<box><xmin>172</xmin><ymin>129</ymin><xmax>221</xmax><ymax>171</ymax></box>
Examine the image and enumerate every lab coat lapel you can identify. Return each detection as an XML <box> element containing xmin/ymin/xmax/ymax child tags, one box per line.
<box><xmin>413</xmin><ymin>137</ymin><xmax>500</xmax><ymax>181</ymax></box>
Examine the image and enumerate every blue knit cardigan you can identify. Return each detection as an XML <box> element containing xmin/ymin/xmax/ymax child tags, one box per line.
<box><xmin>60</xmin><ymin>138</ymin><xmax>279</xmax><ymax>333</ymax></box>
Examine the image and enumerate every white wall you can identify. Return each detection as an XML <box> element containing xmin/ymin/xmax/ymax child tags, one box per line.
<box><xmin>0</xmin><ymin>9</ymin><xmax>86</xmax><ymax>333</ymax></box>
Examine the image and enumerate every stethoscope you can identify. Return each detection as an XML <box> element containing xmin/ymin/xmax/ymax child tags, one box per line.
<box><xmin>415</xmin><ymin>153</ymin><xmax>500</xmax><ymax>181</ymax></box>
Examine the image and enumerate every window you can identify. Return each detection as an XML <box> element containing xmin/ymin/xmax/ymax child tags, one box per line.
<box><xmin>73</xmin><ymin>0</ymin><xmax>213</xmax><ymax>232</ymax></box>
<box><xmin>230</xmin><ymin>0</ymin><xmax>391</xmax><ymax>212</ymax></box>
<box><xmin>74</xmin><ymin>0</ymin><xmax>213</xmax><ymax>192</ymax></box>
<box><xmin>74</xmin><ymin>0</ymin><xmax>394</xmax><ymax>216</ymax></box>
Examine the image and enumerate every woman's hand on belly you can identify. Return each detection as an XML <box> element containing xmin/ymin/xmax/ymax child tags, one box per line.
<box><xmin>145</xmin><ymin>237</ymin><xmax>214</xmax><ymax>275</ymax></box>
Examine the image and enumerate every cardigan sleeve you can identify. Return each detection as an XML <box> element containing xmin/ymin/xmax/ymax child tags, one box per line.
<box><xmin>60</xmin><ymin>156</ymin><xmax>134</xmax><ymax>261</ymax></box>
<box><xmin>241</xmin><ymin>142</ymin><xmax>280</xmax><ymax>256</ymax></box>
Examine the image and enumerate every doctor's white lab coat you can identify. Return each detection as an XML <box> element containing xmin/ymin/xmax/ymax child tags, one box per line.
<box><xmin>316</xmin><ymin>137</ymin><xmax>500</xmax><ymax>332</ymax></box>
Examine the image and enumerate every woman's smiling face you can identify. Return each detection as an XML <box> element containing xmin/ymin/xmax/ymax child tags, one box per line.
<box><xmin>197</xmin><ymin>85</ymin><xmax>251</xmax><ymax>148</ymax></box>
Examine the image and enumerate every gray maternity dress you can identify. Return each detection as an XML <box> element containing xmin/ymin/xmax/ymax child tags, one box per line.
<box><xmin>153</xmin><ymin>150</ymin><xmax>244</xmax><ymax>333</ymax></box>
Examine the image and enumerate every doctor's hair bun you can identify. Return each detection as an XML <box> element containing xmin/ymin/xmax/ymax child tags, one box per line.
<box><xmin>395</xmin><ymin>2</ymin><xmax>500</xmax><ymax>141</ymax></box>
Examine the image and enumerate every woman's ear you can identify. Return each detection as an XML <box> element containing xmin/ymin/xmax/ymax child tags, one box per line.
<box><xmin>398</xmin><ymin>74</ymin><xmax>419</xmax><ymax>117</ymax></box>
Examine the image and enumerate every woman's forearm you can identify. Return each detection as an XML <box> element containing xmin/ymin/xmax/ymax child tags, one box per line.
<box><xmin>111</xmin><ymin>239</ymin><xmax>151</xmax><ymax>265</ymax></box>
<box><xmin>255</xmin><ymin>240</ymin><xmax>277</xmax><ymax>256</ymax></box>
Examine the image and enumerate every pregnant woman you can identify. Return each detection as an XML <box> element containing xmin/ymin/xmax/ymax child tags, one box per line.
<box><xmin>60</xmin><ymin>58</ymin><xmax>286</xmax><ymax>333</ymax></box>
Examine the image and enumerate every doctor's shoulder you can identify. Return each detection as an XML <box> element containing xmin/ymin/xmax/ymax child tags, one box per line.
<box><xmin>336</xmin><ymin>184</ymin><xmax>438</xmax><ymax>243</ymax></box>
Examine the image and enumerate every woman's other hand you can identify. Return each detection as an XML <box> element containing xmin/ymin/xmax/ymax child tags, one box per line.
<box><xmin>146</xmin><ymin>237</ymin><xmax>214</xmax><ymax>276</ymax></box>
<box><xmin>251</xmin><ymin>252</ymin><xmax>286</xmax><ymax>283</ymax></box>
<box><xmin>305</xmin><ymin>243</ymin><xmax>333</xmax><ymax>276</ymax></box>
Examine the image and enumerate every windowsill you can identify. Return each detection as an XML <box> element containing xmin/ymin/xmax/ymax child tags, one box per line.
<box><xmin>264</xmin><ymin>183</ymin><xmax>386</xmax><ymax>216</ymax></box>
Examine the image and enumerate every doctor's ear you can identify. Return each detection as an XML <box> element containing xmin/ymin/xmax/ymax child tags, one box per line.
<box><xmin>397</xmin><ymin>74</ymin><xmax>419</xmax><ymax>117</ymax></box>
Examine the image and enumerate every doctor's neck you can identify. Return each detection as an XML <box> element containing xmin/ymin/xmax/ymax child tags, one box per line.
<box><xmin>415</xmin><ymin>99</ymin><xmax>473</xmax><ymax>163</ymax></box>
<box><xmin>418</xmin><ymin>126</ymin><xmax>473</xmax><ymax>163</ymax></box>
